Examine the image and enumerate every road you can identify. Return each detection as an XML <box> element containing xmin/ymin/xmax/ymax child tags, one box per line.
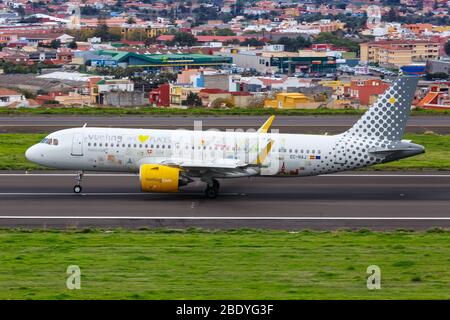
<box><xmin>0</xmin><ymin>172</ymin><xmax>449</xmax><ymax>230</ymax></box>
<box><xmin>0</xmin><ymin>115</ymin><xmax>449</xmax><ymax>133</ymax></box>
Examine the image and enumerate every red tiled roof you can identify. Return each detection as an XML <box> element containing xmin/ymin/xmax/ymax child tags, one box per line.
<box><xmin>157</xmin><ymin>34</ymin><xmax>259</xmax><ymax>43</ymax></box>
<box><xmin>200</xmin><ymin>88</ymin><xmax>229</xmax><ymax>94</ymax></box>
<box><xmin>0</xmin><ymin>88</ymin><xmax>20</xmax><ymax>96</ymax></box>
<box><xmin>257</xmin><ymin>78</ymin><xmax>285</xmax><ymax>86</ymax></box>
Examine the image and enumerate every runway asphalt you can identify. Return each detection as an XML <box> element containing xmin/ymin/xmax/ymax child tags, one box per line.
<box><xmin>1</xmin><ymin>115</ymin><xmax>449</xmax><ymax>133</ymax></box>
<box><xmin>0</xmin><ymin>171</ymin><xmax>449</xmax><ymax>230</ymax></box>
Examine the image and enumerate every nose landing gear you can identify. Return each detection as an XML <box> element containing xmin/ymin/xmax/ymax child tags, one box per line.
<box><xmin>73</xmin><ymin>170</ymin><xmax>84</xmax><ymax>194</ymax></box>
<box><xmin>205</xmin><ymin>179</ymin><xmax>220</xmax><ymax>199</ymax></box>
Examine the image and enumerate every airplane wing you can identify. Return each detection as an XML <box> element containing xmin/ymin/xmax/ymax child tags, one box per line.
<box><xmin>139</xmin><ymin>139</ymin><xmax>274</xmax><ymax>178</ymax></box>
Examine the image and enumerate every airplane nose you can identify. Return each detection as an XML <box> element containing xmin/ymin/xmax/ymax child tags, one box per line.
<box><xmin>25</xmin><ymin>145</ymin><xmax>39</xmax><ymax>162</ymax></box>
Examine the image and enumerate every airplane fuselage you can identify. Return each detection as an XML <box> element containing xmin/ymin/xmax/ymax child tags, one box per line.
<box><xmin>25</xmin><ymin>127</ymin><xmax>423</xmax><ymax>178</ymax></box>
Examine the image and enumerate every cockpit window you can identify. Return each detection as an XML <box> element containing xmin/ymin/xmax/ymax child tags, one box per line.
<box><xmin>40</xmin><ymin>138</ymin><xmax>59</xmax><ymax>146</ymax></box>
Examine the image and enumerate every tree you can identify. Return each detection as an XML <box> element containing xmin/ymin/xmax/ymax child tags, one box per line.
<box><xmin>93</xmin><ymin>22</ymin><xmax>121</xmax><ymax>42</ymax></box>
<box><xmin>126</xmin><ymin>17</ymin><xmax>136</xmax><ymax>24</ymax></box>
<box><xmin>50</xmin><ymin>39</ymin><xmax>61</xmax><ymax>49</ymax></box>
<box><xmin>67</xmin><ymin>40</ymin><xmax>78</xmax><ymax>49</ymax></box>
<box><xmin>276</xmin><ymin>36</ymin><xmax>312</xmax><ymax>52</ymax></box>
<box><xmin>185</xmin><ymin>92</ymin><xmax>203</xmax><ymax>107</ymax></box>
<box><xmin>241</xmin><ymin>38</ymin><xmax>265</xmax><ymax>47</ymax></box>
<box><xmin>384</xmin><ymin>7</ymin><xmax>398</xmax><ymax>23</ymax></box>
<box><xmin>169</xmin><ymin>32</ymin><xmax>198</xmax><ymax>46</ymax></box>
<box><xmin>215</xmin><ymin>28</ymin><xmax>236</xmax><ymax>36</ymax></box>
<box><xmin>313</xmin><ymin>32</ymin><xmax>360</xmax><ymax>53</ymax></box>
<box><xmin>445</xmin><ymin>41</ymin><xmax>450</xmax><ymax>56</ymax></box>
<box><xmin>210</xmin><ymin>97</ymin><xmax>234</xmax><ymax>109</ymax></box>
<box><xmin>246</xmin><ymin>96</ymin><xmax>265</xmax><ymax>109</ymax></box>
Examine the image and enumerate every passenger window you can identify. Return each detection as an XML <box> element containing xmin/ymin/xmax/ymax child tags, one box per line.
<box><xmin>105</xmin><ymin>143</ymin><xmax>108</xmax><ymax>147</ymax></box>
<box><xmin>162</xmin><ymin>145</ymin><xmax>165</xmax><ymax>149</ymax></box>
<box><xmin>128</xmin><ymin>144</ymin><xmax>131</xmax><ymax>148</ymax></box>
<box><xmin>53</xmin><ymin>139</ymin><xmax>58</xmax><ymax>146</ymax></box>
<box><xmin>139</xmin><ymin>144</ymin><xmax>142</xmax><ymax>148</ymax></box>
<box><xmin>88</xmin><ymin>143</ymin><xmax>91</xmax><ymax>146</ymax></box>
<box><xmin>94</xmin><ymin>143</ymin><xmax>97</xmax><ymax>147</ymax></box>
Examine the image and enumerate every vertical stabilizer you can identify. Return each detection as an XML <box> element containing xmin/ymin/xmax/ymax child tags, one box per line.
<box><xmin>344</xmin><ymin>76</ymin><xmax>418</xmax><ymax>141</ymax></box>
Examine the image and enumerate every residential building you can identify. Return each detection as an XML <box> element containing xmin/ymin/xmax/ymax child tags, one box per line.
<box><xmin>0</xmin><ymin>87</ymin><xmax>25</xmax><ymax>107</ymax></box>
<box><xmin>264</xmin><ymin>92</ymin><xmax>322</xmax><ymax>109</ymax></box>
<box><xmin>360</xmin><ymin>40</ymin><xmax>440</xmax><ymax>68</ymax></box>
<box><xmin>349</xmin><ymin>79</ymin><xmax>389</xmax><ymax>106</ymax></box>
<box><xmin>416</xmin><ymin>83</ymin><xmax>450</xmax><ymax>110</ymax></box>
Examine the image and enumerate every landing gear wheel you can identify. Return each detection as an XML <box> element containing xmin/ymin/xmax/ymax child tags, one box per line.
<box><xmin>73</xmin><ymin>185</ymin><xmax>82</xmax><ymax>194</ymax></box>
<box><xmin>205</xmin><ymin>186</ymin><xmax>218</xmax><ymax>199</ymax></box>
<box><xmin>73</xmin><ymin>170</ymin><xmax>84</xmax><ymax>194</ymax></box>
<box><xmin>212</xmin><ymin>179</ymin><xmax>220</xmax><ymax>190</ymax></box>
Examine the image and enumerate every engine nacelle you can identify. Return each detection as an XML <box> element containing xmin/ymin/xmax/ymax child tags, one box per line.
<box><xmin>140</xmin><ymin>164</ymin><xmax>192</xmax><ymax>193</ymax></box>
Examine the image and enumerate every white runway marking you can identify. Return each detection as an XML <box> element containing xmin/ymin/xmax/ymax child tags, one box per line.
<box><xmin>0</xmin><ymin>192</ymin><xmax>240</xmax><ymax>196</ymax></box>
<box><xmin>0</xmin><ymin>173</ymin><xmax>449</xmax><ymax>177</ymax></box>
<box><xmin>0</xmin><ymin>173</ymin><xmax>137</xmax><ymax>177</ymax></box>
<box><xmin>0</xmin><ymin>216</ymin><xmax>449</xmax><ymax>220</ymax></box>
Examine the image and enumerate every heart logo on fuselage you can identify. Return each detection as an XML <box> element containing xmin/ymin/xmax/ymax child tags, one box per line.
<box><xmin>138</xmin><ymin>135</ymin><xmax>149</xmax><ymax>143</ymax></box>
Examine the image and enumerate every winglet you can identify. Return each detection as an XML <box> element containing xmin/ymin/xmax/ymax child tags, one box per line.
<box><xmin>257</xmin><ymin>115</ymin><xmax>275</xmax><ymax>133</ymax></box>
<box><xmin>256</xmin><ymin>139</ymin><xmax>274</xmax><ymax>165</ymax></box>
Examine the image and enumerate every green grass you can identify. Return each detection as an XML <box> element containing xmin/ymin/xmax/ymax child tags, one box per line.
<box><xmin>0</xmin><ymin>229</ymin><xmax>449</xmax><ymax>299</ymax></box>
<box><xmin>370</xmin><ymin>133</ymin><xmax>450</xmax><ymax>171</ymax></box>
<box><xmin>0</xmin><ymin>133</ymin><xmax>46</xmax><ymax>170</ymax></box>
<box><xmin>0</xmin><ymin>133</ymin><xmax>448</xmax><ymax>170</ymax></box>
<box><xmin>0</xmin><ymin>107</ymin><xmax>449</xmax><ymax>116</ymax></box>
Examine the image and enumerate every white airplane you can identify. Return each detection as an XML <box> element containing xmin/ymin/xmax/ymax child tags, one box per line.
<box><xmin>25</xmin><ymin>76</ymin><xmax>424</xmax><ymax>198</ymax></box>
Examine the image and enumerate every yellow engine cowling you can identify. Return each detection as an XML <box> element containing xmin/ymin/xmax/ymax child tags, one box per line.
<box><xmin>140</xmin><ymin>164</ymin><xmax>181</xmax><ymax>193</ymax></box>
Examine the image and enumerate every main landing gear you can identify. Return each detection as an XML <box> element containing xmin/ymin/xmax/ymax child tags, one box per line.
<box><xmin>205</xmin><ymin>179</ymin><xmax>220</xmax><ymax>199</ymax></box>
<box><xmin>73</xmin><ymin>170</ymin><xmax>84</xmax><ymax>194</ymax></box>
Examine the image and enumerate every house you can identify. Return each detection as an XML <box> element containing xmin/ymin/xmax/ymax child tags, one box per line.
<box><xmin>149</xmin><ymin>83</ymin><xmax>170</xmax><ymax>107</ymax></box>
<box><xmin>416</xmin><ymin>83</ymin><xmax>450</xmax><ymax>110</ymax></box>
<box><xmin>0</xmin><ymin>87</ymin><xmax>26</xmax><ymax>107</ymax></box>
<box><xmin>90</xmin><ymin>78</ymin><xmax>146</xmax><ymax>107</ymax></box>
<box><xmin>349</xmin><ymin>79</ymin><xmax>390</xmax><ymax>106</ymax></box>
<box><xmin>2</xmin><ymin>52</ymin><xmax>31</xmax><ymax>65</ymax></box>
<box><xmin>264</xmin><ymin>92</ymin><xmax>322</xmax><ymax>109</ymax></box>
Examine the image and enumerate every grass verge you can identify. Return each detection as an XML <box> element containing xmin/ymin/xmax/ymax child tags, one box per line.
<box><xmin>0</xmin><ymin>107</ymin><xmax>449</xmax><ymax>116</ymax></box>
<box><xmin>0</xmin><ymin>228</ymin><xmax>449</xmax><ymax>299</ymax></box>
<box><xmin>0</xmin><ymin>133</ymin><xmax>448</xmax><ymax>170</ymax></box>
